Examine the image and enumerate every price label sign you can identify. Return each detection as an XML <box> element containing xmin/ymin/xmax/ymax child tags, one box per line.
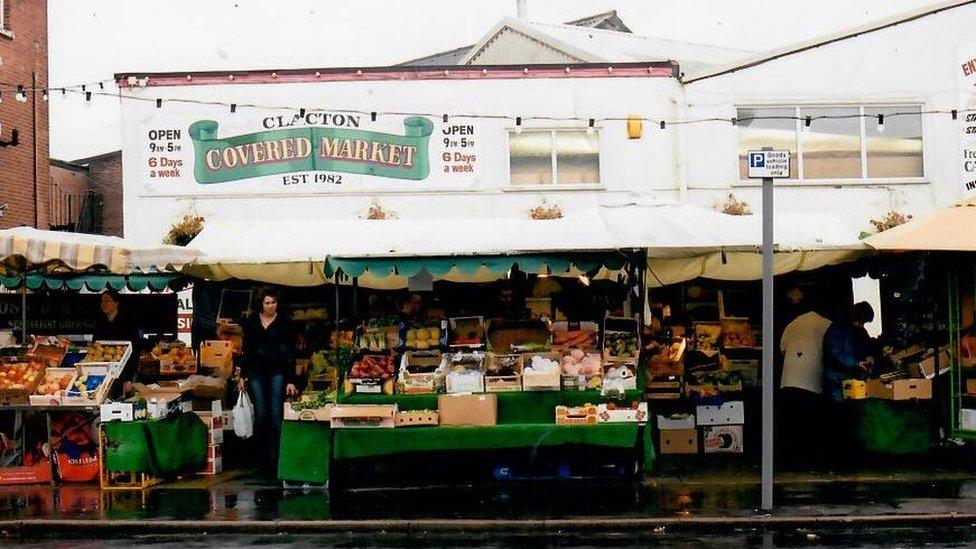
<box><xmin>747</xmin><ymin>150</ymin><xmax>790</xmax><ymax>179</ymax></box>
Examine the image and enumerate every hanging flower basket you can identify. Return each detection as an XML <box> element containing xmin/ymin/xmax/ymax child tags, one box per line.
<box><xmin>163</xmin><ymin>215</ymin><xmax>204</xmax><ymax>246</ymax></box>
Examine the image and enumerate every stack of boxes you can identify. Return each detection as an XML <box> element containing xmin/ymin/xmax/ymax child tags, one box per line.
<box><xmin>696</xmin><ymin>401</ymin><xmax>745</xmax><ymax>454</ymax></box>
<box><xmin>656</xmin><ymin>413</ymin><xmax>697</xmax><ymax>454</ymax></box>
<box><xmin>195</xmin><ymin>400</ymin><xmax>226</xmax><ymax>475</ymax></box>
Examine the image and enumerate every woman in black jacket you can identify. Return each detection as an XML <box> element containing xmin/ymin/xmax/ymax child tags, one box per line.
<box><xmin>239</xmin><ymin>287</ymin><xmax>297</xmax><ymax>477</ymax></box>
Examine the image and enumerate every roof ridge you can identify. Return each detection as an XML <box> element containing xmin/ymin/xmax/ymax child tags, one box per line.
<box><xmin>686</xmin><ymin>0</ymin><xmax>975</xmax><ymax>82</ymax></box>
<box><xmin>523</xmin><ymin>19</ymin><xmax>755</xmax><ymax>53</ymax></box>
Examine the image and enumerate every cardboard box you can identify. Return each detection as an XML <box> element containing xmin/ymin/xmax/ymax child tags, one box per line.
<box><xmin>866</xmin><ymin>378</ymin><xmax>932</xmax><ymax>401</ymax></box>
<box><xmin>207</xmin><ymin>427</ymin><xmax>225</xmax><ymax>445</ymax></box>
<box><xmin>283</xmin><ymin>402</ymin><xmax>332</xmax><ymax>422</ymax></box>
<box><xmin>29</xmin><ymin>367</ymin><xmax>76</xmax><ymax>406</ymax></box>
<box><xmin>555</xmin><ymin>404</ymin><xmax>598</xmax><ymax>425</ymax></box>
<box><xmin>159</xmin><ymin>349</ymin><xmax>197</xmax><ymax>376</ymax></box>
<box><xmin>198</xmin><ymin>455</ymin><xmax>223</xmax><ymax>475</ymax></box>
<box><xmin>395</xmin><ymin>410</ymin><xmax>438</xmax><ymax>427</ymax></box>
<box><xmin>521</xmin><ymin>352</ymin><xmax>561</xmax><ymax>391</ymax></box>
<box><xmin>100</xmin><ymin>400</ymin><xmax>148</xmax><ymax>423</ymax></box>
<box><xmin>438</xmin><ymin>393</ymin><xmax>497</xmax><ymax>426</ymax></box>
<box><xmin>727</xmin><ymin>359</ymin><xmax>760</xmax><ymax>387</ymax></box>
<box><xmin>446</xmin><ymin>371</ymin><xmax>485</xmax><ymax>393</ymax></box>
<box><xmin>397</xmin><ymin>351</ymin><xmax>444</xmax><ymax>394</ymax></box>
<box><xmin>561</xmin><ymin>374</ymin><xmax>603</xmax><ymax>391</ymax></box>
<box><xmin>330</xmin><ymin>404</ymin><xmax>397</xmax><ymax>428</ymax></box>
<box><xmin>199</xmin><ymin>340</ymin><xmax>234</xmax><ymax>378</ymax></box>
<box><xmin>696</xmin><ymin>401</ymin><xmax>745</xmax><ymax>425</ymax></box>
<box><xmin>596</xmin><ymin>402</ymin><xmax>648</xmax><ymax>423</ymax></box>
<box><xmin>659</xmin><ymin>429</ymin><xmax>698</xmax><ymax>455</ymax></box>
<box><xmin>485</xmin><ymin>353</ymin><xmax>523</xmax><ymax>392</ymax></box>
<box><xmin>61</xmin><ymin>365</ymin><xmax>113</xmax><ymax>406</ymax></box>
<box><xmin>909</xmin><ymin>348</ymin><xmax>950</xmax><ymax>380</ymax></box>
<box><xmin>216</xmin><ymin>322</ymin><xmax>243</xmax><ymax>354</ymax></box>
<box><xmin>843</xmin><ymin>379</ymin><xmax>868</xmax><ymax>400</ymax></box>
<box><xmin>960</xmin><ymin>408</ymin><xmax>976</xmax><ymax>431</ymax></box>
<box><xmin>702</xmin><ymin>425</ymin><xmax>744</xmax><ymax>453</ymax></box>
<box><xmin>145</xmin><ymin>392</ymin><xmax>192</xmax><ymax>419</ymax></box>
<box><xmin>344</xmin><ymin>377</ymin><xmax>394</xmax><ymax>395</ymax></box>
<box><xmin>657</xmin><ymin>414</ymin><xmax>696</xmax><ymax>430</ymax></box>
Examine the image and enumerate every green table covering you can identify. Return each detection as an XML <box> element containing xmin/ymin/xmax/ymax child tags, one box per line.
<box><xmin>102</xmin><ymin>412</ymin><xmax>207</xmax><ymax>475</ymax></box>
<box><xmin>856</xmin><ymin>399</ymin><xmax>931</xmax><ymax>455</ymax></box>
<box><xmin>332</xmin><ymin>423</ymin><xmax>640</xmax><ymax>460</ymax></box>
<box><xmin>332</xmin><ymin>389</ymin><xmax>655</xmax><ymax>471</ymax></box>
<box><xmin>278</xmin><ymin>421</ymin><xmax>331</xmax><ymax>483</ymax></box>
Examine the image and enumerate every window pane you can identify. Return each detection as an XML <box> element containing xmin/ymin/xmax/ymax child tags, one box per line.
<box><xmin>737</xmin><ymin>107</ymin><xmax>798</xmax><ymax>179</ymax></box>
<box><xmin>800</xmin><ymin>107</ymin><xmax>862</xmax><ymax>179</ymax></box>
<box><xmin>555</xmin><ymin>130</ymin><xmax>600</xmax><ymax>184</ymax></box>
<box><xmin>865</xmin><ymin>106</ymin><xmax>923</xmax><ymax>178</ymax></box>
<box><xmin>509</xmin><ymin>131</ymin><xmax>552</xmax><ymax>185</ymax></box>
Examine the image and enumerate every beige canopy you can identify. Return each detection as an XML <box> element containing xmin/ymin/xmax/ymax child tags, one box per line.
<box><xmin>864</xmin><ymin>198</ymin><xmax>976</xmax><ymax>252</ymax></box>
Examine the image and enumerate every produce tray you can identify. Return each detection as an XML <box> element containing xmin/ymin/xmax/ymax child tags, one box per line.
<box><xmin>61</xmin><ymin>364</ymin><xmax>114</xmax><ymax>406</ymax></box>
<box><xmin>395</xmin><ymin>409</ymin><xmax>438</xmax><ymax>427</ymax></box>
<box><xmin>283</xmin><ymin>402</ymin><xmax>332</xmax><ymax>422</ymax></box>
<box><xmin>79</xmin><ymin>341</ymin><xmax>133</xmax><ymax>376</ymax></box>
<box><xmin>0</xmin><ymin>362</ymin><xmax>45</xmax><ymax>406</ymax></box>
<box><xmin>29</xmin><ymin>367</ymin><xmax>76</xmax><ymax>406</ymax></box>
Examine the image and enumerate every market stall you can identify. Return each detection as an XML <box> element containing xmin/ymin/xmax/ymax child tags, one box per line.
<box><xmin>0</xmin><ymin>227</ymin><xmax>213</xmax><ymax>486</ymax></box>
<box><xmin>269</xmin><ymin>251</ymin><xmax>653</xmax><ymax>485</ymax></box>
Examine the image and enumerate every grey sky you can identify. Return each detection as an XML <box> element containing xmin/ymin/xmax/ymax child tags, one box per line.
<box><xmin>48</xmin><ymin>0</ymin><xmax>938</xmax><ymax>160</ymax></box>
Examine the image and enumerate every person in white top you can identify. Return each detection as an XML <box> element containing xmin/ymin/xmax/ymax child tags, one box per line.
<box><xmin>778</xmin><ymin>308</ymin><xmax>832</xmax><ymax>463</ymax></box>
<box><xmin>780</xmin><ymin>310</ymin><xmax>833</xmax><ymax>394</ymax></box>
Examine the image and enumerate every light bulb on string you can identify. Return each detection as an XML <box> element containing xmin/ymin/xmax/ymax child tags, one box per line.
<box><xmin>15</xmin><ymin>86</ymin><xmax>26</xmax><ymax>103</ymax></box>
<box><xmin>803</xmin><ymin>116</ymin><xmax>811</xmax><ymax>132</ymax></box>
<box><xmin>586</xmin><ymin>118</ymin><xmax>595</xmax><ymax>135</ymax></box>
<box><xmin>515</xmin><ymin>116</ymin><xmax>522</xmax><ymax>134</ymax></box>
<box><xmin>876</xmin><ymin>114</ymin><xmax>885</xmax><ymax>134</ymax></box>
<box><xmin>41</xmin><ymin>90</ymin><xmax>48</xmax><ymax>101</ymax></box>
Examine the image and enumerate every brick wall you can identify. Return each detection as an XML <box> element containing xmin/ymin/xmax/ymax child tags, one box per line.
<box><xmin>0</xmin><ymin>0</ymin><xmax>49</xmax><ymax>229</ymax></box>
<box><xmin>80</xmin><ymin>151</ymin><xmax>122</xmax><ymax>237</ymax></box>
<box><xmin>49</xmin><ymin>161</ymin><xmax>88</xmax><ymax>229</ymax></box>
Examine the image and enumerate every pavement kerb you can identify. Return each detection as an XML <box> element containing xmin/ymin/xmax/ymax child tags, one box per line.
<box><xmin>6</xmin><ymin>514</ymin><xmax>976</xmax><ymax>536</ymax></box>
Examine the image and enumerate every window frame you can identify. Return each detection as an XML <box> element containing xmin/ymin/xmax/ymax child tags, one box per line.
<box><xmin>505</xmin><ymin>127</ymin><xmax>604</xmax><ymax>191</ymax></box>
<box><xmin>0</xmin><ymin>0</ymin><xmax>12</xmax><ymax>38</ymax></box>
<box><xmin>734</xmin><ymin>102</ymin><xmax>927</xmax><ymax>186</ymax></box>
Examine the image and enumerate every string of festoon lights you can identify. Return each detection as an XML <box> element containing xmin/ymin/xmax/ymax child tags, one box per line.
<box><xmin>0</xmin><ymin>78</ymin><xmax>971</xmax><ymax>133</ymax></box>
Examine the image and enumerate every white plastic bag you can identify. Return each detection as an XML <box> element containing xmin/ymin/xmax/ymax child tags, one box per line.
<box><xmin>233</xmin><ymin>389</ymin><xmax>254</xmax><ymax>439</ymax></box>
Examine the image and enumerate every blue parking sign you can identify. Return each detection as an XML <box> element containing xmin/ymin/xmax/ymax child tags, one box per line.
<box><xmin>749</xmin><ymin>152</ymin><xmax>765</xmax><ymax>168</ymax></box>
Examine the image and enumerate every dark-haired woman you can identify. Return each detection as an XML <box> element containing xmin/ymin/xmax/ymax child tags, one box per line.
<box><xmin>239</xmin><ymin>287</ymin><xmax>297</xmax><ymax>478</ymax></box>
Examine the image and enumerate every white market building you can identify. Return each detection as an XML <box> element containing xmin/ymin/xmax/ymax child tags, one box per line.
<box><xmin>116</xmin><ymin>1</ymin><xmax>976</xmax><ymax>285</ymax></box>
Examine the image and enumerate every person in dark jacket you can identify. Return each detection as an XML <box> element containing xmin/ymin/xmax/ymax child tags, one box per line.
<box><xmin>92</xmin><ymin>289</ymin><xmax>141</xmax><ymax>394</ymax></box>
<box><xmin>822</xmin><ymin>302</ymin><xmax>876</xmax><ymax>402</ymax></box>
<box><xmin>239</xmin><ymin>287</ymin><xmax>297</xmax><ymax>477</ymax></box>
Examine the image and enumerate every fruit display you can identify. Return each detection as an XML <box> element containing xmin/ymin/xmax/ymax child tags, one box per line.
<box><xmin>524</xmin><ymin>354</ymin><xmax>560</xmax><ymax>374</ymax></box>
<box><xmin>444</xmin><ymin>352</ymin><xmax>485</xmax><ymax>393</ymax></box>
<box><xmin>603</xmin><ymin>332</ymin><xmax>639</xmax><ymax>360</ymax></box>
<box><xmin>560</xmin><ymin>350</ymin><xmax>602</xmax><ymax>376</ymax></box>
<box><xmin>291</xmin><ymin>307</ymin><xmax>328</xmax><ymax>321</ymax></box>
<box><xmin>330</xmin><ymin>330</ymin><xmax>355</xmax><ymax>349</ymax></box>
<box><xmin>486</xmin><ymin>354</ymin><xmax>522</xmax><ymax>377</ymax></box>
<box><xmin>694</xmin><ymin>323</ymin><xmax>722</xmax><ymax>353</ymax></box>
<box><xmin>66</xmin><ymin>372</ymin><xmax>107</xmax><ymax>400</ymax></box>
<box><xmin>28</xmin><ymin>343</ymin><xmax>69</xmax><ymax>368</ymax></box>
<box><xmin>0</xmin><ymin>362</ymin><xmax>44</xmax><ymax>391</ymax></box>
<box><xmin>81</xmin><ymin>342</ymin><xmax>130</xmax><ymax>364</ymax></box>
<box><xmin>151</xmin><ymin>341</ymin><xmax>196</xmax><ymax>373</ymax></box>
<box><xmin>35</xmin><ymin>369</ymin><xmax>74</xmax><ymax>396</ymax></box>
<box><xmin>349</xmin><ymin>354</ymin><xmax>396</xmax><ymax>379</ymax></box>
<box><xmin>449</xmin><ymin>317</ymin><xmax>485</xmax><ymax>347</ymax></box>
<box><xmin>720</xmin><ymin>318</ymin><xmax>753</xmax><ymax>348</ymax></box>
<box><xmin>403</xmin><ymin>326</ymin><xmax>442</xmax><ymax>350</ymax></box>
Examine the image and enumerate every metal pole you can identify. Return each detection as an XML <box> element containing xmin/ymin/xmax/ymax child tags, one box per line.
<box><xmin>20</xmin><ymin>273</ymin><xmax>27</xmax><ymax>343</ymax></box>
<box><xmin>761</xmin><ymin>146</ymin><xmax>775</xmax><ymax>511</ymax></box>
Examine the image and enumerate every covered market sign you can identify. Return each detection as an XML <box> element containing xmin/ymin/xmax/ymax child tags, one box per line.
<box><xmin>189</xmin><ymin>117</ymin><xmax>434</xmax><ymax>183</ymax></box>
